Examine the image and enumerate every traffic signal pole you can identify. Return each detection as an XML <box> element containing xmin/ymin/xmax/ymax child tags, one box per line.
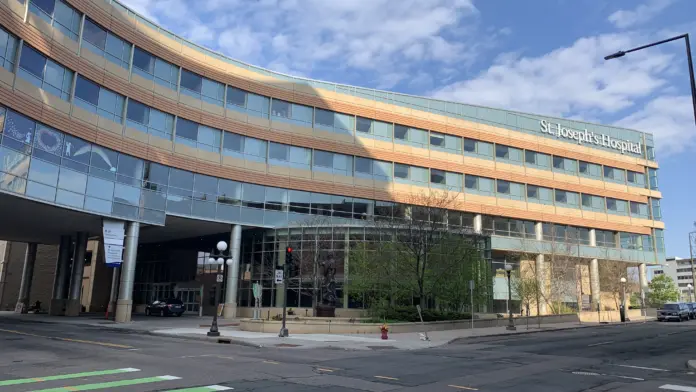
<box><xmin>279</xmin><ymin>247</ymin><xmax>292</xmax><ymax>337</ymax></box>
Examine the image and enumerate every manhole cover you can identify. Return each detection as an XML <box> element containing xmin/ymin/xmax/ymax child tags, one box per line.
<box><xmin>275</xmin><ymin>343</ymin><xmax>301</xmax><ymax>348</ymax></box>
<box><xmin>367</xmin><ymin>346</ymin><xmax>397</xmax><ymax>350</ymax></box>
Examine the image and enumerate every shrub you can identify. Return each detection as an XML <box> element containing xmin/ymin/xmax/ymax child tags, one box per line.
<box><xmin>366</xmin><ymin>306</ymin><xmax>471</xmax><ymax>323</ymax></box>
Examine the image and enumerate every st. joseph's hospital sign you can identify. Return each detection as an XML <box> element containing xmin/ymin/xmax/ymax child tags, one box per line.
<box><xmin>540</xmin><ymin>120</ymin><xmax>642</xmax><ymax>155</ymax></box>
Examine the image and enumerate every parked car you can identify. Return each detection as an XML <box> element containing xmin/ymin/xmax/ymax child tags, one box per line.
<box><xmin>145</xmin><ymin>298</ymin><xmax>184</xmax><ymax>317</ymax></box>
<box><xmin>688</xmin><ymin>303</ymin><xmax>696</xmax><ymax>319</ymax></box>
<box><xmin>657</xmin><ymin>302</ymin><xmax>690</xmax><ymax>322</ymax></box>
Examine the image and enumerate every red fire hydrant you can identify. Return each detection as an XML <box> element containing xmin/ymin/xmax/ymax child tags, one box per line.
<box><xmin>380</xmin><ymin>324</ymin><xmax>389</xmax><ymax>340</ymax></box>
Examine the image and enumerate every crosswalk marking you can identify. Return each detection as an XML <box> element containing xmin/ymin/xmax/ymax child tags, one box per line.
<box><xmin>0</xmin><ymin>368</ymin><xmax>140</xmax><ymax>387</ymax></box>
<box><xmin>28</xmin><ymin>375</ymin><xmax>181</xmax><ymax>392</ymax></box>
<box><xmin>660</xmin><ymin>385</ymin><xmax>696</xmax><ymax>392</ymax></box>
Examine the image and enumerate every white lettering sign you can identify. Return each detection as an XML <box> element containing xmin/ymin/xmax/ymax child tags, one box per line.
<box><xmin>274</xmin><ymin>269</ymin><xmax>284</xmax><ymax>284</ymax></box>
<box><xmin>539</xmin><ymin>120</ymin><xmax>642</xmax><ymax>155</ymax></box>
<box><xmin>104</xmin><ymin>244</ymin><xmax>124</xmax><ymax>267</ymax></box>
<box><xmin>103</xmin><ymin>220</ymin><xmax>125</xmax><ymax>267</ymax></box>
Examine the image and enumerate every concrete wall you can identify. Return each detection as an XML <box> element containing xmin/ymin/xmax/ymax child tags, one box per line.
<box><xmin>240</xmin><ymin>314</ymin><xmax>582</xmax><ymax>334</ymax></box>
<box><xmin>0</xmin><ymin>243</ymin><xmax>58</xmax><ymax>311</ymax></box>
<box><xmin>236</xmin><ymin>306</ymin><xmax>366</xmax><ymax>320</ymax></box>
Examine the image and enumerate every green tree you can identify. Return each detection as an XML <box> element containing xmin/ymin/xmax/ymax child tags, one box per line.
<box><xmin>345</xmin><ymin>191</ymin><xmax>489</xmax><ymax>312</ymax></box>
<box><xmin>646</xmin><ymin>274</ymin><xmax>679</xmax><ymax>307</ymax></box>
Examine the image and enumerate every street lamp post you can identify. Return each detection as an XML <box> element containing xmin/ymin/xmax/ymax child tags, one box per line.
<box><xmin>620</xmin><ymin>277</ymin><xmax>627</xmax><ymax>323</ymax></box>
<box><xmin>606</xmin><ymin>36</ymin><xmax>696</xmax><ymax>307</ymax></box>
<box><xmin>207</xmin><ymin>241</ymin><xmax>233</xmax><ymax>337</ymax></box>
<box><xmin>504</xmin><ymin>264</ymin><xmax>516</xmax><ymax>331</ymax></box>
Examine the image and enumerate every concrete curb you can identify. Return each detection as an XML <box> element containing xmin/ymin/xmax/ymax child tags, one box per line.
<box><xmin>146</xmin><ymin>331</ymin><xmax>264</xmax><ymax>349</ymax></box>
<box><xmin>447</xmin><ymin>319</ymin><xmax>655</xmax><ymax>345</ymax></box>
<box><xmin>687</xmin><ymin>360</ymin><xmax>696</xmax><ymax>371</ymax></box>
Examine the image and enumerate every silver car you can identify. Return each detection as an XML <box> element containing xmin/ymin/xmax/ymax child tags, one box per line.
<box><xmin>657</xmin><ymin>302</ymin><xmax>690</xmax><ymax>322</ymax></box>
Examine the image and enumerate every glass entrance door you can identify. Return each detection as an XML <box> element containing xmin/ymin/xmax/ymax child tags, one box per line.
<box><xmin>176</xmin><ymin>288</ymin><xmax>200</xmax><ymax>312</ymax></box>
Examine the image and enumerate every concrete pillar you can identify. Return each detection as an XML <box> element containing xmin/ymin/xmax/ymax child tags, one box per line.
<box><xmin>534</xmin><ymin>222</ymin><xmax>543</xmax><ymax>241</ymax></box>
<box><xmin>638</xmin><ymin>263</ymin><xmax>648</xmax><ymax>308</ymax></box>
<box><xmin>473</xmin><ymin>214</ymin><xmax>483</xmax><ymax>234</ymax></box>
<box><xmin>50</xmin><ymin>235</ymin><xmax>72</xmax><ymax>316</ymax></box>
<box><xmin>535</xmin><ymin>254</ymin><xmax>547</xmax><ymax>315</ymax></box>
<box><xmin>590</xmin><ymin>258</ymin><xmax>600</xmax><ymax>310</ymax></box>
<box><xmin>589</xmin><ymin>229</ymin><xmax>597</xmax><ymax>247</ymax></box>
<box><xmin>65</xmin><ymin>232</ymin><xmax>88</xmax><ymax>316</ymax></box>
<box><xmin>106</xmin><ymin>267</ymin><xmax>120</xmax><ymax>319</ymax></box>
<box><xmin>115</xmin><ymin>222</ymin><xmax>140</xmax><ymax>323</ymax></box>
<box><xmin>223</xmin><ymin>224</ymin><xmax>242</xmax><ymax>318</ymax></box>
<box><xmin>14</xmin><ymin>243</ymin><xmax>37</xmax><ymax>313</ymax></box>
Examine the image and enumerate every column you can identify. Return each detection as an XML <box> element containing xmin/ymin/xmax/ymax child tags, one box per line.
<box><xmin>106</xmin><ymin>267</ymin><xmax>121</xmax><ymax>319</ymax></box>
<box><xmin>473</xmin><ymin>214</ymin><xmax>483</xmax><ymax>234</ymax></box>
<box><xmin>14</xmin><ymin>243</ymin><xmax>37</xmax><ymax>313</ymax></box>
<box><xmin>588</xmin><ymin>229</ymin><xmax>600</xmax><ymax>310</ymax></box>
<box><xmin>534</xmin><ymin>222</ymin><xmax>547</xmax><ymax>315</ymax></box>
<box><xmin>590</xmin><ymin>259</ymin><xmax>600</xmax><ymax>310</ymax></box>
<box><xmin>638</xmin><ymin>263</ymin><xmax>648</xmax><ymax>308</ymax></box>
<box><xmin>223</xmin><ymin>224</ymin><xmax>242</xmax><ymax>319</ymax></box>
<box><xmin>50</xmin><ymin>235</ymin><xmax>72</xmax><ymax>316</ymax></box>
<box><xmin>115</xmin><ymin>222</ymin><xmax>140</xmax><ymax>323</ymax></box>
<box><xmin>65</xmin><ymin>232</ymin><xmax>88</xmax><ymax>316</ymax></box>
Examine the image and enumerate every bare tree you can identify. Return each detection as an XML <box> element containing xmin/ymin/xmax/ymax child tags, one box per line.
<box><xmin>598</xmin><ymin>260</ymin><xmax>636</xmax><ymax>310</ymax></box>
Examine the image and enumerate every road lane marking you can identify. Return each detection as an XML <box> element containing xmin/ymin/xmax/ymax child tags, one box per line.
<box><xmin>262</xmin><ymin>360</ymin><xmax>279</xmax><ymax>365</ymax></box>
<box><xmin>164</xmin><ymin>385</ymin><xmax>233</xmax><ymax>391</ymax></box>
<box><xmin>28</xmin><ymin>375</ymin><xmax>180</xmax><ymax>391</ymax></box>
<box><xmin>316</xmin><ymin>368</ymin><xmax>334</xmax><ymax>372</ymax></box>
<box><xmin>616</xmin><ymin>364</ymin><xmax>669</xmax><ymax>372</ymax></box>
<box><xmin>374</xmin><ymin>376</ymin><xmax>399</xmax><ymax>381</ymax></box>
<box><xmin>612</xmin><ymin>375</ymin><xmax>645</xmax><ymax>381</ymax></box>
<box><xmin>587</xmin><ymin>341</ymin><xmax>614</xmax><ymax>347</ymax></box>
<box><xmin>448</xmin><ymin>385</ymin><xmax>479</xmax><ymax>390</ymax></box>
<box><xmin>0</xmin><ymin>368</ymin><xmax>140</xmax><ymax>387</ymax></box>
<box><xmin>660</xmin><ymin>385</ymin><xmax>696</xmax><ymax>392</ymax></box>
<box><xmin>0</xmin><ymin>328</ymin><xmax>133</xmax><ymax>349</ymax></box>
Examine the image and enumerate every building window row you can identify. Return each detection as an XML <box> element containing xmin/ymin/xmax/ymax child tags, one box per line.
<box><xmin>0</xmin><ymin>103</ymin><xmax>661</xmax><ymax>255</ymax></box>
<box><xmin>12</xmin><ymin>12</ymin><xmax>659</xmax><ymax>189</ymax></box>
<box><xmin>0</xmin><ymin>34</ymin><xmax>664</xmax><ymax>221</ymax></box>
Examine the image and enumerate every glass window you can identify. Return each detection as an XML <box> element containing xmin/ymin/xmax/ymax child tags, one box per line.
<box><xmin>74</xmin><ymin>76</ymin><xmax>125</xmax><ymax>124</ymax></box>
<box><xmin>527</xmin><ymin>185</ymin><xmax>538</xmax><ymax>199</ymax></box>
<box><xmin>650</xmin><ymin>198</ymin><xmax>662</xmax><ymax>220</ymax></box>
<box><xmin>355</xmin><ymin>117</ymin><xmax>392</xmax><ymax>141</ymax></box>
<box><xmin>126</xmin><ymin>100</ymin><xmax>173</xmax><ymax>140</ymax></box>
<box><xmin>603</xmin><ymin>166</ymin><xmax>626</xmax><ymax>183</ymax></box>
<box><xmin>497</xmin><ymin>180</ymin><xmax>510</xmax><ymax>194</ymax></box>
<box><xmin>464</xmin><ymin>138</ymin><xmax>476</xmax><ymax>153</ymax></box>
<box><xmin>269</xmin><ymin>142</ymin><xmax>288</xmax><ymax>161</ymax></box>
<box><xmin>0</xmin><ymin>27</ymin><xmax>18</xmax><ymax>71</ymax></box>
<box><xmin>555</xmin><ymin>189</ymin><xmax>567</xmax><ymax>204</ymax></box>
<box><xmin>355</xmin><ymin>157</ymin><xmax>372</xmax><ymax>175</ymax></box>
<box><xmin>82</xmin><ymin>18</ymin><xmax>131</xmax><ymax>69</ymax></box>
<box><xmin>169</xmin><ymin>168</ymin><xmax>193</xmax><ymax>190</ymax></box>
<box><xmin>430</xmin><ymin>169</ymin><xmax>445</xmax><ymax>185</ymax></box>
<box><xmin>226</xmin><ymin>86</ymin><xmax>246</xmax><ymax>107</ymax></box>
<box><xmin>180</xmin><ymin>68</ymin><xmax>202</xmax><ymax>93</ymax></box>
<box><xmin>116</xmin><ymin>154</ymin><xmax>144</xmax><ymax>185</ymax></box>
<box><xmin>648</xmin><ymin>168</ymin><xmax>659</xmax><ymax>190</ymax></box>
<box><xmin>143</xmin><ymin>162</ymin><xmax>169</xmax><ymax>190</ymax></box>
<box><xmin>4</xmin><ymin>110</ymin><xmax>35</xmax><ymax>152</ymax></box>
<box><xmin>525</xmin><ymin>150</ymin><xmax>536</xmax><ymax>165</ymax></box>
<box><xmin>313</xmin><ymin>150</ymin><xmax>333</xmax><ymax>168</ymax></box>
<box><xmin>271</xmin><ymin>100</ymin><xmax>291</xmax><ymax>118</ymax></box>
<box><xmin>222</xmin><ymin>132</ymin><xmax>243</xmax><ymax>153</ymax></box>
<box><xmin>394</xmin><ymin>163</ymin><xmax>409</xmax><ymax>179</ymax></box>
<box><xmin>28</xmin><ymin>158</ymin><xmax>59</xmax><ymax>187</ymax></box>
<box><xmin>579</xmin><ymin>161</ymin><xmax>602</xmax><ymax>178</ymax></box>
<box><xmin>29</xmin><ymin>0</ymin><xmax>81</xmax><ymax>41</ymax></box>
<box><xmin>393</xmin><ymin>125</ymin><xmax>427</xmax><ymax>147</ymax></box>
<box><xmin>132</xmin><ymin>47</ymin><xmax>179</xmax><ymax>90</ymax></box>
<box><xmin>627</xmin><ymin>170</ymin><xmax>646</xmax><ymax>187</ymax></box>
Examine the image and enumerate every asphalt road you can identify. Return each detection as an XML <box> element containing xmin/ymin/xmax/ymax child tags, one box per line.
<box><xmin>1</xmin><ymin>317</ymin><xmax>696</xmax><ymax>391</ymax></box>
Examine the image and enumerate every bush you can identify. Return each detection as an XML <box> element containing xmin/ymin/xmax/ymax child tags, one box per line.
<box><xmin>366</xmin><ymin>306</ymin><xmax>471</xmax><ymax>323</ymax></box>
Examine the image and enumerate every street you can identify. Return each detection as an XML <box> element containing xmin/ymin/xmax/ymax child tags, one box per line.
<box><xmin>1</xmin><ymin>317</ymin><xmax>696</xmax><ymax>391</ymax></box>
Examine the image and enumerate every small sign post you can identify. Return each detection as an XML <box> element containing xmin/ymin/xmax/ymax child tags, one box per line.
<box><xmin>469</xmin><ymin>280</ymin><xmax>475</xmax><ymax>330</ymax></box>
<box><xmin>216</xmin><ymin>274</ymin><xmax>224</xmax><ymax>283</ymax></box>
<box><xmin>416</xmin><ymin>305</ymin><xmax>429</xmax><ymax>341</ymax></box>
<box><xmin>274</xmin><ymin>269</ymin><xmax>284</xmax><ymax>284</ymax></box>
<box><xmin>252</xmin><ymin>283</ymin><xmax>261</xmax><ymax>319</ymax></box>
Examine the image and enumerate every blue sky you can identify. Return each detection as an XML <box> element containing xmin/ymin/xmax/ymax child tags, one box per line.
<box><xmin>120</xmin><ymin>0</ymin><xmax>695</xmax><ymax>257</ymax></box>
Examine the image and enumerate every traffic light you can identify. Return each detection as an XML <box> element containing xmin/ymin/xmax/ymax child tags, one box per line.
<box><xmin>285</xmin><ymin>246</ymin><xmax>293</xmax><ymax>265</ymax></box>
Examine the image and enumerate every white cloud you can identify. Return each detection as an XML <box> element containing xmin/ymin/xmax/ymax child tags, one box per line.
<box><xmin>431</xmin><ymin>33</ymin><xmax>691</xmax><ymax>153</ymax></box>
<box><xmin>118</xmin><ymin>0</ymin><xmax>483</xmax><ymax>86</ymax></box>
<box><xmin>608</xmin><ymin>0</ymin><xmax>675</xmax><ymax>29</ymax></box>
<box><xmin>615</xmin><ymin>95</ymin><xmax>695</xmax><ymax>153</ymax></box>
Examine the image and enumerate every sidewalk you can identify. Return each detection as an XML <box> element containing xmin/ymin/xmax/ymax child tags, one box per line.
<box><xmin>0</xmin><ymin>311</ymin><xmax>655</xmax><ymax>350</ymax></box>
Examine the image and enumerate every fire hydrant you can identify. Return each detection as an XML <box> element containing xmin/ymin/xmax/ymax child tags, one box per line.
<box><xmin>380</xmin><ymin>324</ymin><xmax>389</xmax><ymax>340</ymax></box>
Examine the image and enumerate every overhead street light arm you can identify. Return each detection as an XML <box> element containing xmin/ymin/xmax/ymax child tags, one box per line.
<box><xmin>604</xmin><ymin>33</ymin><xmax>696</xmax><ymax>128</ymax></box>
